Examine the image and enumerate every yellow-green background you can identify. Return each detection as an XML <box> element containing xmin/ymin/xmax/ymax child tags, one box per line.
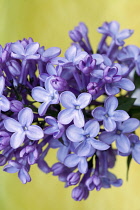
<box><xmin>0</xmin><ymin>0</ymin><xmax>140</xmax><ymax>209</ymax></box>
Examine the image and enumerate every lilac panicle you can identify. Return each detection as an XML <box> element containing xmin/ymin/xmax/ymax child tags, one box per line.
<box><xmin>1</xmin><ymin>21</ymin><xmax>140</xmax><ymax>201</ymax></box>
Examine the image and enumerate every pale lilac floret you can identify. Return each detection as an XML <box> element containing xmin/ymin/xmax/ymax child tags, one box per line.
<box><xmin>11</xmin><ymin>41</ymin><xmax>40</xmax><ymax>60</ymax></box>
<box><xmin>92</xmin><ymin>96</ymin><xmax>129</xmax><ymax>131</ymax></box>
<box><xmin>32</xmin><ymin>76</ymin><xmax>59</xmax><ymax>116</ymax></box>
<box><xmin>99</xmin><ymin>118</ymin><xmax>140</xmax><ymax>153</ymax></box>
<box><xmin>117</xmin><ymin>45</ymin><xmax>140</xmax><ymax>75</ymax></box>
<box><xmin>98</xmin><ymin>21</ymin><xmax>134</xmax><ymax>46</ymax></box>
<box><xmin>66</xmin><ymin>119</ymin><xmax>110</xmax><ymax>156</ymax></box>
<box><xmin>64</xmin><ymin>153</ymin><xmax>88</xmax><ymax>174</ymax></box>
<box><xmin>58</xmin><ymin>91</ymin><xmax>92</xmax><ymax>128</ymax></box>
<box><xmin>0</xmin><ymin>76</ymin><xmax>10</xmax><ymax>112</ymax></box>
<box><xmin>4</xmin><ymin>107</ymin><xmax>44</xmax><ymax>149</ymax></box>
<box><xmin>120</xmin><ymin>134</ymin><xmax>140</xmax><ymax>164</ymax></box>
<box><xmin>44</xmin><ymin>116</ymin><xmax>64</xmax><ymax>139</ymax></box>
<box><xmin>3</xmin><ymin>160</ymin><xmax>31</xmax><ymax>184</ymax></box>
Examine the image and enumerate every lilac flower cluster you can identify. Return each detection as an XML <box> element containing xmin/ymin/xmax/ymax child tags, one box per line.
<box><xmin>0</xmin><ymin>21</ymin><xmax>140</xmax><ymax>201</ymax></box>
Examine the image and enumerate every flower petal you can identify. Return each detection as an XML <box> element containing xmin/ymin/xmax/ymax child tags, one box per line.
<box><xmin>122</xmin><ymin>118</ymin><xmax>140</xmax><ymax>133</ymax></box>
<box><xmin>66</xmin><ymin>124</ymin><xmax>85</xmax><ymax>142</ymax></box>
<box><xmin>103</xmin><ymin>117</ymin><xmax>116</xmax><ymax>132</ymax></box>
<box><xmin>57</xmin><ymin>146</ymin><xmax>69</xmax><ymax>163</ymax></box>
<box><xmin>105</xmin><ymin>96</ymin><xmax>118</xmax><ymax>114</ymax></box>
<box><xmin>105</xmin><ymin>83</ymin><xmax>120</xmax><ymax>95</ymax></box>
<box><xmin>112</xmin><ymin>110</ymin><xmax>129</xmax><ymax>121</ymax></box>
<box><xmin>92</xmin><ymin>107</ymin><xmax>106</xmax><ymax>121</ymax></box>
<box><xmin>38</xmin><ymin>101</ymin><xmax>51</xmax><ymax>116</ymax></box>
<box><xmin>76</xmin><ymin>141</ymin><xmax>91</xmax><ymax>156</ymax></box>
<box><xmin>10</xmin><ymin>131</ymin><xmax>25</xmax><ymax>149</ymax></box>
<box><xmin>77</xmin><ymin>93</ymin><xmax>92</xmax><ymax>109</ymax></box>
<box><xmin>4</xmin><ymin>118</ymin><xmax>22</xmax><ymax>132</ymax></box>
<box><xmin>58</xmin><ymin>108</ymin><xmax>75</xmax><ymax>125</ymax></box>
<box><xmin>25</xmin><ymin>42</ymin><xmax>39</xmax><ymax>55</ymax></box>
<box><xmin>73</xmin><ymin>110</ymin><xmax>85</xmax><ymax>128</ymax></box>
<box><xmin>11</xmin><ymin>42</ymin><xmax>25</xmax><ymax>56</ymax></box>
<box><xmin>26</xmin><ymin>125</ymin><xmax>44</xmax><ymax>140</ymax></box>
<box><xmin>42</xmin><ymin>47</ymin><xmax>61</xmax><ymax>62</ymax></box>
<box><xmin>115</xmin><ymin>78</ymin><xmax>135</xmax><ymax>91</ymax></box>
<box><xmin>64</xmin><ymin>154</ymin><xmax>80</xmax><ymax>168</ymax></box>
<box><xmin>84</xmin><ymin>120</ymin><xmax>100</xmax><ymax>137</ymax></box>
<box><xmin>18</xmin><ymin>107</ymin><xmax>33</xmax><ymax>127</ymax></box>
<box><xmin>32</xmin><ymin>86</ymin><xmax>49</xmax><ymax>102</ymax></box>
<box><xmin>0</xmin><ymin>76</ymin><xmax>5</xmax><ymax>95</ymax></box>
<box><xmin>89</xmin><ymin>138</ymin><xmax>110</xmax><ymax>150</ymax></box>
<box><xmin>99</xmin><ymin>131</ymin><xmax>116</xmax><ymax>144</ymax></box>
<box><xmin>78</xmin><ymin>157</ymin><xmax>88</xmax><ymax>174</ymax></box>
<box><xmin>65</xmin><ymin>45</ymin><xmax>77</xmax><ymax>62</ymax></box>
<box><xmin>116</xmin><ymin>134</ymin><xmax>130</xmax><ymax>153</ymax></box>
<box><xmin>60</xmin><ymin>91</ymin><xmax>76</xmax><ymax>108</ymax></box>
<box><xmin>0</xmin><ymin>95</ymin><xmax>10</xmax><ymax>112</ymax></box>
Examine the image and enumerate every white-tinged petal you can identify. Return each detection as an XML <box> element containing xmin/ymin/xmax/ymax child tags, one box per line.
<box><xmin>38</xmin><ymin>101</ymin><xmax>51</xmax><ymax>116</ymax></box>
<box><xmin>65</xmin><ymin>45</ymin><xmax>77</xmax><ymax>62</ymax></box>
<box><xmin>11</xmin><ymin>42</ymin><xmax>25</xmax><ymax>55</ymax></box>
<box><xmin>66</xmin><ymin>124</ymin><xmax>85</xmax><ymax>142</ymax></box>
<box><xmin>74</xmin><ymin>110</ymin><xmax>85</xmax><ymax>128</ymax></box>
<box><xmin>64</xmin><ymin>154</ymin><xmax>80</xmax><ymax>167</ymax></box>
<box><xmin>44</xmin><ymin>76</ymin><xmax>55</xmax><ymax>94</ymax></box>
<box><xmin>76</xmin><ymin>141</ymin><xmax>91</xmax><ymax>156</ymax></box>
<box><xmin>25</xmin><ymin>42</ymin><xmax>39</xmax><ymax>55</ymax></box>
<box><xmin>26</xmin><ymin>125</ymin><xmax>44</xmax><ymax>140</ymax></box>
<box><xmin>0</xmin><ymin>95</ymin><xmax>10</xmax><ymax>111</ymax></box>
<box><xmin>0</xmin><ymin>76</ymin><xmax>5</xmax><ymax>95</ymax></box>
<box><xmin>92</xmin><ymin>107</ymin><xmax>106</xmax><ymax>121</ymax></box>
<box><xmin>115</xmin><ymin>78</ymin><xmax>135</xmax><ymax>91</ymax></box>
<box><xmin>32</xmin><ymin>86</ymin><xmax>50</xmax><ymax>102</ymax></box>
<box><xmin>10</xmin><ymin>131</ymin><xmax>25</xmax><ymax>149</ymax></box>
<box><xmin>105</xmin><ymin>96</ymin><xmax>118</xmax><ymax>114</ymax></box>
<box><xmin>74</xmin><ymin>51</ymin><xmax>88</xmax><ymax>64</ymax></box>
<box><xmin>112</xmin><ymin>110</ymin><xmax>129</xmax><ymax>121</ymax></box>
<box><xmin>4</xmin><ymin>118</ymin><xmax>22</xmax><ymax>132</ymax></box>
<box><xmin>84</xmin><ymin>120</ymin><xmax>100</xmax><ymax>137</ymax></box>
<box><xmin>132</xmin><ymin>143</ymin><xmax>140</xmax><ymax>164</ymax></box>
<box><xmin>89</xmin><ymin>138</ymin><xmax>110</xmax><ymax>150</ymax></box>
<box><xmin>58</xmin><ymin>108</ymin><xmax>75</xmax><ymax>125</ymax></box>
<box><xmin>103</xmin><ymin>117</ymin><xmax>116</xmax><ymax>132</ymax></box>
<box><xmin>42</xmin><ymin>47</ymin><xmax>61</xmax><ymax>61</ymax></box>
<box><xmin>116</xmin><ymin>134</ymin><xmax>130</xmax><ymax>153</ymax></box>
<box><xmin>60</xmin><ymin>91</ymin><xmax>76</xmax><ymax>108</ymax></box>
<box><xmin>18</xmin><ymin>107</ymin><xmax>33</xmax><ymax>127</ymax></box>
<box><xmin>77</xmin><ymin>93</ymin><xmax>92</xmax><ymax>109</ymax></box>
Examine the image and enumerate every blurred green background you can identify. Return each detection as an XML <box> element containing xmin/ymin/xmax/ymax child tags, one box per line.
<box><xmin>0</xmin><ymin>0</ymin><xmax>140</xmax><ymax>209</ymax></box>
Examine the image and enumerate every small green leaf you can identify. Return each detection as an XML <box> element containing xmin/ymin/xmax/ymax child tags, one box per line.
<box><xmin>126</xmin><ymin>154</ymin><xmax>132</xmax><ymax>181</ymax></box>
<box><xmin>129</xmin><ymin>105</ymin><xmax>140</xmax><ymax>119</ymax></box>
<box><xmin>117</xmin><ymin>97</ymin><xmax>136</xmax><ymax>112</ymax></box>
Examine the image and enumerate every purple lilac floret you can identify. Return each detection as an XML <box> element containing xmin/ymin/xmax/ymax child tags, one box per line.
<box><xmin>0</xmin><ymin>21</ymin><xmax>140</xmax><ymax>201</ymax></box>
